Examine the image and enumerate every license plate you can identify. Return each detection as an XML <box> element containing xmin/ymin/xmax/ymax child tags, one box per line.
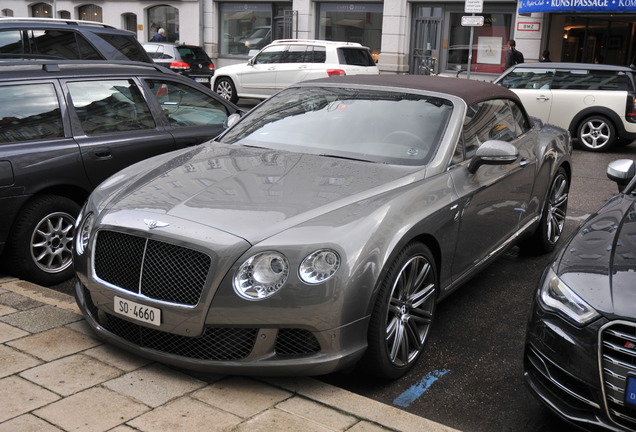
<box><xmin>114</xmin><ymin>296</ymin><xmax>161</xmax><ymax>326</ymax></box>
<box><xmin>625</xmin><ymin>376</ymin><xmax>636</xmax><ymax>407</ymax></box>
<box><xmin>194</xmin><ymin>77</ymin><xmax>210</xmax><ymax>83</ymax></box>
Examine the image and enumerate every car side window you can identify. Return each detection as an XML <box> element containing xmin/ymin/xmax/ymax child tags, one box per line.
<box><xmin>307</xmin><ymin>46</ymin><xmax>326</xmax><ymax>63</ymax></box>
<box><xmin>29</xmin><ymin>30</ymin><xmax>102</xmax><ymax>60</ymax></box>
<box><xmin>67</xmin><ymin>79</ymin><xmax>155</xmax><ymax>135</ymax></box>
<box><xmin>97</xmin><ymin>34</ymin><xmax>150</xmax><ymax>62</ymax></box>
<box><xmin>499</xmin><ymin>68</ymin><xmax>554</xmax><ymax>89</ymax></box>
<box><xmin>0</xmin><ymin>83</ymin><xmax>64</xmax><ymax>143</ymax></box>
<box><xmin>462</xmin><ymin>99</ymin><xmax>519</xmax><ymax>159</ymax></box>
<box><xmin>0</xmin><ymin>30</ymin><xmax>24</xmax><ymax>55</ymax></box>
<box><xmin>145</xmin><ymin>79</ymin><xmax>229</xmax><ymax>128</ymax></box>
<box><xmin>254</xmin><ymin>45</ymin><xmax>286</xmax><ymax>64</ymax></box>
<box><xmin>283</xmin><ymin>45</ymin><xmax>308</xmax><ymax>63</ymax></box>
<box><xmin>508</xmin><ymin>100</ymin><xmax>531</xmax><ymax>135</ymax></box>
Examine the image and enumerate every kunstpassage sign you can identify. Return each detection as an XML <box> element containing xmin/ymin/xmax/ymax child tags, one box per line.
<box><xmin>518</xmin><ymin>0</ymin><xmax>636</xmax><ymax>13</ymax></box>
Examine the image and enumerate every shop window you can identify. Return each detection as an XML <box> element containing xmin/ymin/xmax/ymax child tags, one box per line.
<box><xmin>148</xmin><ymin>5</ymin><xmax>179</xmax><ymax>43</ymax></box>
<box><xmin>123</xmin><ymin>13</ymin><xmax>138</xmax><ymax>33</ymax></box>
<box><xmin>78</xmin><ymin>5</ymin><xmax>103</xmax><ymax>23</ymax></box>
<box><xmin>59</xmin><ymin>10</ymin><xmax>71</xmax><ymax>19</ymax></box>
<box><xmin>219</xmin><ymin>3</ymin><xmax>291</xmax><ymax>56</ymax></box>
<box><xmin>31</xmin><ymin>3</ymin><xmax>52</xmax><ymax>18</ymax></box>
<box><xmin>2</xmin><ymin>9</ymin><xmax>14</xmax><ymax>17</ymax></box>
<box><xmin>447</xmin><ymin>12</ymin><xmax>512</xmax><ymax>74</ymax></box>
<box><xmin>318</xmin><ymin>3</ymin><xmax>382</xmax><ymax>56</ymax></box>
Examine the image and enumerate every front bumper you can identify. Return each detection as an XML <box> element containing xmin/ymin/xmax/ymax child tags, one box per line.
<box><xmin>523</xmin><ymin>300</ymin><xmax>632</xmax><ymax>431</ymax></box>
<box><xmin>75</xmin><ymin>278</ymin><xmax>368</xmax><ymax>376</ymax></box>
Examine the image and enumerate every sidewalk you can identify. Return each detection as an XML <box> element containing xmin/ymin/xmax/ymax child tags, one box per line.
<box><xmin>0</xmin><ymin>276</ymin><xmax>458</xmax><ymax>432</ymax></box>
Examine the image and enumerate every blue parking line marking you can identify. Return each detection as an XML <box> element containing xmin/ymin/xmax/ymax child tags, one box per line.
<box><xmin>393</xmin><ymin>369</ymin><xmax>450</xmax><ymax>408</ymax></box>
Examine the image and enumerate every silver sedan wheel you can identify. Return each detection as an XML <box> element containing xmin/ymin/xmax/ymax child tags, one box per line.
<box><xmin>545</xmin><ymin>171</ymin><xmax>568</xmax><ymax>246</ymax></box>
<box><xmin>30</xmin><ymin>211</ymin><xmax>75</xmax><ymax>274</ymax></box>
<box><xmin>384</xmin><ymin>254</ymin><xmax>436</xmax><ymax>368</ymax></box>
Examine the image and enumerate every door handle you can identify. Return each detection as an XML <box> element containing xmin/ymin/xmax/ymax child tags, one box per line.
<box><xmin>92</xmin><ymin>148</ymin><xmax>112</xmax><ymax>159</ymax></box>
<box><xmin>536</xmin><ymin>95</ymin><xmax>550</xmax><ymax>101</ymax></box>
<box><xmin>519</xmin><ymin>158</ymin><xmax>530</xmax><ymax>167</ymax></box>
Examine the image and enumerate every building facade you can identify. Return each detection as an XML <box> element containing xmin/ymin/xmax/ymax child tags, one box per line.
<box><xmin>1</xmin><ymin>0</ymin><xmax>635</xmax><ymax>80</ymax></box>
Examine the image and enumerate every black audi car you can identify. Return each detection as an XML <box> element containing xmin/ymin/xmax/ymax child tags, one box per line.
<box><xmin>524</xmin><ymin>159</ymin><xmax>636</xmax><ymax>431</ymax></box>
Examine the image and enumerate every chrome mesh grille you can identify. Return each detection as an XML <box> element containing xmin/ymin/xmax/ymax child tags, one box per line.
<box><xmin>94</xmin><ymin>230</ymin><xmax>211</xmax><ymax>306</ymax></box>
<box><xmin>275</xmin><ymin>328</ymin><xmax>321</xmax><ymax>356</ymax></box>
<box><xmin>601</xmin><ymin>322</ymin><xmax>636</xmax><ymax>429</ymax></box>
<box><xmin>103</xmin><ymin>312</ymin><xmax>257</xmax><ymax>360</ymax></box>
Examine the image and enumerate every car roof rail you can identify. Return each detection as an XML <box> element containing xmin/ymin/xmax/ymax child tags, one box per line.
<box><xmin>271</xmin><ymin>39</ymin><xmax>362</xmax><ymax>47</ymax></box>
<box><xmin>0</xmin><ymin>59</ymin><xmax>167</xmax><ymax>74</ymax></box>
<box><xmin>0</xmin><ymin>17</ymin><xmax>115</xmax><ymax>29</ymax></box>
<box><xmin>0</xmin><ymin>53</ymin><xmax>67</xmax><ymax>60</ymax></box>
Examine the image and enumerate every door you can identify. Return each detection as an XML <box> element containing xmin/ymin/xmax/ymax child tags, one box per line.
<box><xmin>450</xmin><ymin>99</ymin><xmax>536</xmax><ymax>280</ymax></box>
<box><xmin>410</xmin><ymin>17</ymin><xmax>442</xmax><ymax>75</ymax></box>
<box><xmin>238</xmin><ymin>44</ymin><xmax>286</xmax><ymax>97</ymax></box>
<box><xmin>65</xmin><ymin>78</ymin><xmax>177</xmax><ymax>187</ymax></box>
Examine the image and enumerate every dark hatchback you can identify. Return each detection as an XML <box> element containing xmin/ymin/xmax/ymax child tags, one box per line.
<box><xmin>525</xmin><ymin>159</ymin><xmax>636</xmax><ymax>431</ymax></box>
<box><xmin>143</xmin><ymin>42</ymin><xmax>215</xmax><ymax>88</ymax></box>
<box><xmin>0</xmin><ymin>60</ymin><xmax>241</xmax><ymax>287</ymax></box>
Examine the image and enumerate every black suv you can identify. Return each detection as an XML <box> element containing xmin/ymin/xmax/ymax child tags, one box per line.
<box><xmin>143</xmin><ymin>42</ymin><xmax>215</xmax><ymax>88</ymax></box>
<box><xmin>0</xmin><ymin>60</ymin><xmax>241</xmax><ymax>286</ymax></box>
<box><xmin>0</xmin><ymin>17</ymin><xmax>152</xmax><ymax>63</ymax></box>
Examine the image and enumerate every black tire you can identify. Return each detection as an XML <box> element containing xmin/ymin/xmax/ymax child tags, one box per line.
<box><xmin>576</xmin><ymin>115</ymin><xmax>616</xmax><ymax>152</ymax></box>
<box><xmin>362</xmin><ymin>242</ymin><xmax>437</xmax><ymax>379</ymax></box>
<box><xmin>521</xmin><ymin>167</ymin><xmax>569</xmax><ymax>255</ymax></box>
<box><xmin>5</xmin><ymin>195</ymin><xmax>80</xmax><ymax>286</ymax></box>
<box><xmin>215</xmin><ymin>77</ymin><xmax>238</xmax><ymax>104</ymax></box>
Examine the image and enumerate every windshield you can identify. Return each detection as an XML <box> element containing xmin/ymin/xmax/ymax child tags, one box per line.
<box><xmin>220</xmin><ymin>87</ymin><xmax>453</xmax><ymax>166</ymax></box>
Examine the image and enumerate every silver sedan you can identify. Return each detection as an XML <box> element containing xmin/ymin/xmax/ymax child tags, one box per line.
<box><xmin>73</xmin><ymin>75</ymin><xmax>572</xmax><ymax>379</ymax></box>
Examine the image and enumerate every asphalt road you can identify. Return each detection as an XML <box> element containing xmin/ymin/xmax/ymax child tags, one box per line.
<box><xmin>320</xmin><ymin>143</ymin><xmax>636</xmax><ymax>432</ymax></box>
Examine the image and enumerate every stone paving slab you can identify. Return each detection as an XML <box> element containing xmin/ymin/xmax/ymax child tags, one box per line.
<box><xmin>0</xmin><ymin>277</ymin><xmax>459</xmax><ymax>432</ymax></box>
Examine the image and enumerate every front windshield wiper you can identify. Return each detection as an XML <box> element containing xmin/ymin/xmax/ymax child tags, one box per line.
<box><xmin>319</xmin><ymin>153</ymin><xmax>376</xmax><ymax>163</ymax></box>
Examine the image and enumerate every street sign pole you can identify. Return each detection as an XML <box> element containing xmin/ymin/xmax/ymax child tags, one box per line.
<box><xmin>463</xmin><ymin>0</ymin><xmax>483</xmax><ymax>79</ymax></box>
<box><xmin>467</xmin><ymin>22</ymin><xmax>474</xmax><ymax>79</ymax></box>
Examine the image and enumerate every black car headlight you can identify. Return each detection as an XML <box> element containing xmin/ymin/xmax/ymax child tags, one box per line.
<box><xmin>234</xmin><ymin>251</ymin><xmax>290</xmax><ymax>300</ymax></box>
<box><xmin>75</xmin><ymin>211</ymin><xmax>95</xmax><ymax>256</ymax></box>
<box><xmin>539</xmin><ymin>267</ymin><xmax>600</xmax><ymax>325</ymax></box>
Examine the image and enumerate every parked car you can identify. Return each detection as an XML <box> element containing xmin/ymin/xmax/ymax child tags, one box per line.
<box><xmin>73</xmin><ymin>75</ymin><xmax>572</xmax><ymax>378</ymax></box>
<box><xmin>213</xmin><ymin>39</ymin><xmax>379</xmax><ymax>103</ymax></box>
<box><xmin>143</xmin><ymin>42</ymin><xmax>215</xmax><ymax>88</ymax></box>
<box><xmin>494</xmin><ymin>62</ymin><xmax>636</xmax><ymax>152</ymax></box>
<box><xmin>524</xmin><ymin>158</ymin><xmax>636</xmax><ymax>432</ymax></box>
<box><xmin>0</xmin><ymin>59</ymin><xmax>241</xmax><ymax>286</ymax></box>
<box><xmin>0</xmin><ymin>17</ymin><xmax>153</xmax><ymax>63</ymax></box>
<box><xmin>239</xmin><ymin>26</ymin><xmax>272</xmax><ymax>53</ymax></box>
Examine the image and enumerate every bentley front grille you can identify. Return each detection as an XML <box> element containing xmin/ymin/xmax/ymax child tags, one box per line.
<box><xmin>94</xmin><ymin>230</ymin><xmax>211</xmax><ymax>306</ymax></box>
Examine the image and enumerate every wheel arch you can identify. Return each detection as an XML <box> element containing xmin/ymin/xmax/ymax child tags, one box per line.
<box><xmin>568</xmin><ymin>106</ymin><xmax>626</xmax><ymax>137</ymax></box>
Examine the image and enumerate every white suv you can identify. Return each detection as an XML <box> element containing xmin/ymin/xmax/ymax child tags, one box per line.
<box><xmin>214</xmin><ymin>39</ymin><xmax>379</xmax><ymax>103</ymax></box>
<box><xmin>495</xmin><ymin>62</ymin><xmax>636</xmax><ymax>151</ymax></box>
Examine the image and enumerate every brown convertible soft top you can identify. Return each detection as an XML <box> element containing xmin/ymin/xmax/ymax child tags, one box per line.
<box><xmin>298</xmin><ymin>74</ymin><xmax>520</xmax><ymax>107</ymax></box>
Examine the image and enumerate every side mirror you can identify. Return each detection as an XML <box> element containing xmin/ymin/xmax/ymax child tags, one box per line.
<box><xmin>224</xmin><ymin>112</ymin><xmax>242</xmax><ymax>129</ymax></box>
<box><xmin>607</xmin><ymin>159</ymin><xmax>636</xmax><ymax>192</ymax></box>
<box><xmin>468</xmin><ymin>140</ymin><xmax>519</xmax><ymax>174</ymax></box>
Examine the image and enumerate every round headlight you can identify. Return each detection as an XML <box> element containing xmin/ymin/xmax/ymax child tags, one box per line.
<box><xmin>234</xmin><ymin>252</ymin><xmax>289</xmax><ymax>300</ymax></box>
<box><xmin>299</xmin><ymin>249</ymin><xmax>340</xmax><ymax>284</ymax></box>
<box><xmin>75</xmin><ymin>212</ymin><xmax>94</xmax><ymax>256</ymax></box>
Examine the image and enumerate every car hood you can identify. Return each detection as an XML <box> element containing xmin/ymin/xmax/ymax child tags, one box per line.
<box><xmin>556</xmin><ymin>195</ymin><xmax>636</xmax><ymax>318</ymax></box>
<box><xmin>100</xmin><ymin>142</ymin><xmax>422</xmax><ymax>244</ymax></box>
<box><xmin>215</xmin><ymin>62</ymin><xmax>250</xmax><ymax>76</ymax></box>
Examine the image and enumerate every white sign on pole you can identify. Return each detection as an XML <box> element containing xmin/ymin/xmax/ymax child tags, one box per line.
<box><xmin>464</xmin><ymin>0</ymin><xmax>483</xmax><ymax>13</ymax></box>
<box><xmin>461</xmin><ymin>15</ymin><xmax>484</xmax><ymax>26</ymax></box>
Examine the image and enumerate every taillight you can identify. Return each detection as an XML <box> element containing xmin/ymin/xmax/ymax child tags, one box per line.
<box><xmin>169</xmin><ymin>61</ymin><xmax>190</xmax><ymax>71</ymax></box>
<box><xmin>627</xmin><ymin>94</ymin><xmax>636</xmax><ymax>123</ymax></box>
<box><xmin>209</xmin><ymin>63</ymin><xmax>215</xmax><ymax>72</ymax></box>
<box><xmin>327</xmin><ymin>69</ymin><xmax>346</xmax><ymax>77</ymax></box>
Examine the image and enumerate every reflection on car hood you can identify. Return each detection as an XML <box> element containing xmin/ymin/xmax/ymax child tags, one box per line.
<box><xmin>103</xmin><ymin>142</ymin><xmax>421</xmax><ymax>243</ymax></box>
<box><xmin>556</xmin><ymin>195</ymin><xmax>636</xmax><ymax>318</ymax></box>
